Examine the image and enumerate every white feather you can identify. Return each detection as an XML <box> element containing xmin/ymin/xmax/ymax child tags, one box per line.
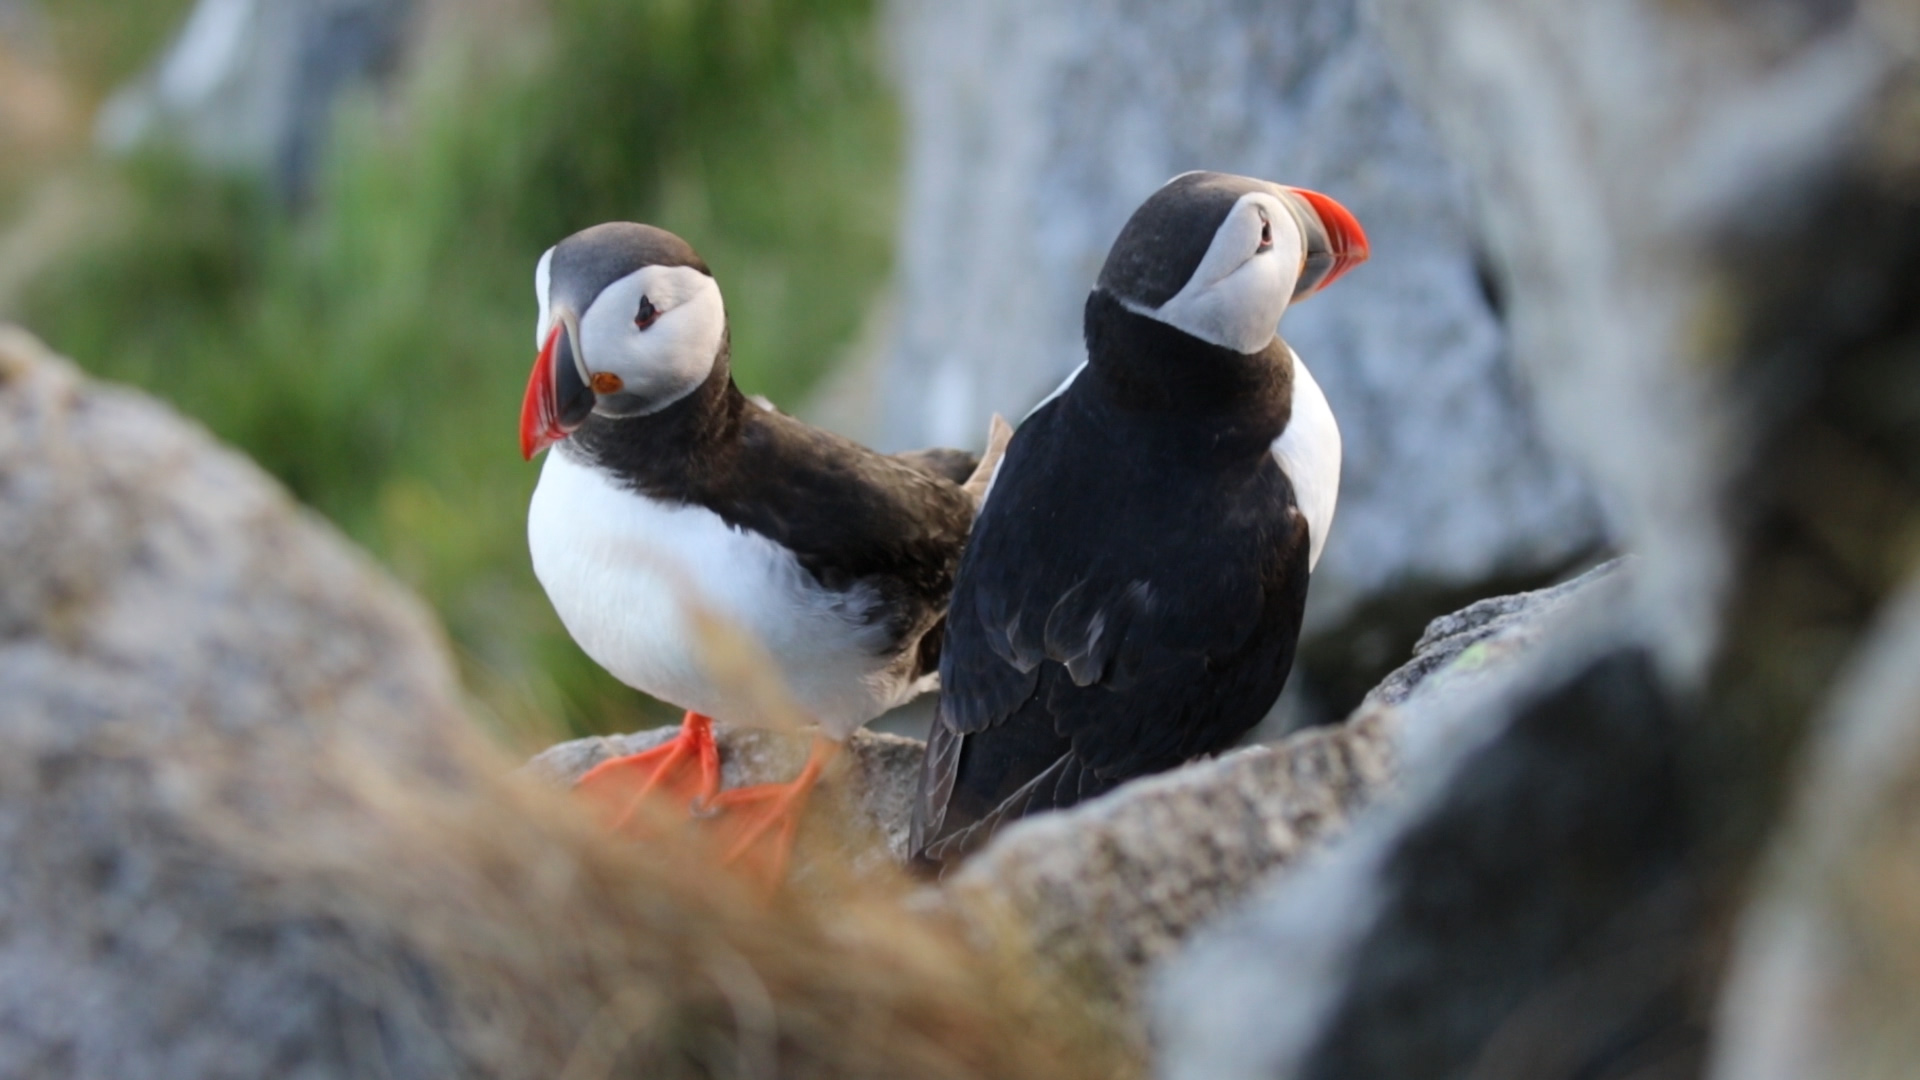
<box><xmin>533</xmin><ymin>247</ymin><xmax>553</xmax><ymax>346</ymax></box>
<box><xmin>528</xmin><ymin>449</ymin><xmax>932</xmax><ymax>737</ymax></box>
<box><xmin>1272</xmin><ymin>347</ymin><xmax>1341</xmax><ymax>571</ymax></box>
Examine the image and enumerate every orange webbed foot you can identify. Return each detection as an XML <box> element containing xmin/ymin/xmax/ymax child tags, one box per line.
<box><xmin>703</xmin><ymin>738</ymin><xmax>836</xmax><ymax>887</ymax></box>
<box><xmin>573</xmin><ymin>712</ymin><xmax>722</xmax><ymax>832</ymax></box>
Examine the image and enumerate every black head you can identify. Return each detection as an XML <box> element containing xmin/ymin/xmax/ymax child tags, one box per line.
<box><xmin>1094</xmin><ymin>171</ymin><xmax>1369</xmax><ymax>354</ymax></box>
<box><xmin>544</xmin><ymin>223</ymin><xmax>711</xmax><ymax>318</ymax></box>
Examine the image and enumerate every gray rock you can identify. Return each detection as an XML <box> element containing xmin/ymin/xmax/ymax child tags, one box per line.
<box><xmin>1364</xmin><ymin>557</ymin><xmax>1628</xmax><ymax>709</ymax></box>
<box><xmin>0</xmin><ymin>323</ymin><xmax>470</xmax><ymax>1078</ymax></box>
<box><xmin>932</xmin><ymin>711</ymin><xmax>1396</xmax><ymax>1042</ymax></box>
<box><xmin>95</xmin><ymin>0</ymin><xmax>414</xmax><ymax>201</ymax></box>
<box><xmin>878</xmin><ymin>0</ymin><xmax>1604</xmax><ymax>718</ymax></box>
<box><xmin>1155</xmin><ymin>588</ymin><xmax>1670</xmax><ymax>1080</ymax></box>
<box><xmin>1362</xmin><ymin>0</ymin><xmax>1908</xmax><ymax>678</ymax></box>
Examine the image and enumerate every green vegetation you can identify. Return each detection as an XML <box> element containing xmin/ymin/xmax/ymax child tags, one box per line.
<box><xmin>10</xmin><ymin>0</ymin><xmax>901</xmax><ymax>746</ymax></box>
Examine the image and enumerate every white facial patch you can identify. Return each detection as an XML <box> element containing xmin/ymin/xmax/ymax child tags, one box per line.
<box><xmin>1133</xmin><ymin>191</ymin><xmax>1304</xmax><ymax>354</ymax></box>
<box><xmin>576</xmin><ymin>264</ymin><xmax>727</xmax><ymax>415</ymax></box>
<box><xmin>533</xmin><ymin>247</ymin><xmax>554</xmax><ymax>347</ymax></box>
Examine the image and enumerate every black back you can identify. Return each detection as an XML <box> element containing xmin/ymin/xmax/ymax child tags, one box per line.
<box><xmin>910</xmin><ymin>291</ymin><xmax>1314</xmax><ymax>869</ymax></box>
<box><xmin>565</xmin><ymin>339</ymin><xmax>977</xmax><ymax>671</ymax></box>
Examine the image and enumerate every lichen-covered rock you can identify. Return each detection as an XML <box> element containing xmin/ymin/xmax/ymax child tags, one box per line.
<box><xmin>930</xmin><ymin>712</ymin><xmax>1395</xmax><ymax>1039</ymax></box>
<box><xmin>538</xmin><ymin>709</ymin><xmax>1398</xmax><ymax>1045</ymax></box>
<box><xmin>1154</xmin><ymin>592</ymin><xmax>1665</xmax><ymax>1080</ymax></box>
<box><xmin>1364</xmin><ymin>557</ymin><xmax>1627</xmax><ymax>709</ymax></box>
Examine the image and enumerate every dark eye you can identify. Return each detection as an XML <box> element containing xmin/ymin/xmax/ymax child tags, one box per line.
<box><xmin>1257</xmin><ymin>214</ymin><xmax>1273</xmax><ymax>253</ymax></box>
<box><xmin>635</xmin><ymin>295</ymin><xmax>659</xmax><ymax>330</ymax></box>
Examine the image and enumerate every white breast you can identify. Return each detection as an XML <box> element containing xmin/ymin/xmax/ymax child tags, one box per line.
<box><xmin>1272</xmin><ymin>348</ymin><xmax>1341</xmax><ymax>571</ymax></box>
<box><xmin>527</xmin><ymin>450</ymin><xmax>927</xmax><ymax>735</ymax></box>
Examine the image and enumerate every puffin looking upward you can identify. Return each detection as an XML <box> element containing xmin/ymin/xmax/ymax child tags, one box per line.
<box><xmin>910</xmin><ymin>172</ymin><xmax>1369</xmax><ymax>870</ymax></box>
<box><xmin>520</xmin><ymin>222</ymin><xmax>980</xmax><ymax>868</ymax></box>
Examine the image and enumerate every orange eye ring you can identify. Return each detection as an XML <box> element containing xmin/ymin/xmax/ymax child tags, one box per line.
<box><xmin>590</xmin><ymin>372</ymin><xmax>624</xmax><ymax>394</ymax></box>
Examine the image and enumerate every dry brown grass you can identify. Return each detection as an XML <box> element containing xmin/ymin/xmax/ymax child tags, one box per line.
<box><xmin>167</xmin><ymin>716</ymin><xmax>1127</xmax><ymax>1080</ymax></box>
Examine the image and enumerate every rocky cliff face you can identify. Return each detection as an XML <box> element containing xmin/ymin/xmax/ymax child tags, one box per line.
<box><xmin>879</xmin><ymin>0</ymin><xmax>1607</xmax><ymax>721</ymax></box>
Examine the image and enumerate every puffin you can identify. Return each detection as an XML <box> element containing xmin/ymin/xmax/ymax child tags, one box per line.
<box><xmin>520</xmin><ymin>222</ymin><xmax>983</xmax><ymax>872</ymax></box>
<box><xmin>909</xmin><ymin>171</ymin><xmax>1369</xmax><ymax>870</ymax></box>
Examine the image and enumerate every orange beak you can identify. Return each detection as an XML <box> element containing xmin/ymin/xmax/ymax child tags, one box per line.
<box><xmin>1282</xmin><ymin>186</ymin><xmax>1370</xmax><ymax>297</ymax></box>
<box><xmin>520</xmin><ymin>318</ymin><xmax>594</xmax><ymax>460</ymax></box>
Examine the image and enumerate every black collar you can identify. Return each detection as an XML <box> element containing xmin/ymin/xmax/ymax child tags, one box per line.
<box><xmin>1078</xmin><ymin>289</ymin><xmax>1294</xmax><ymax>459</ymax></box>
<box><xmin>562</xmin><ymin>334</ymin><xmax>745</xmax><ymax>497</ymax></box>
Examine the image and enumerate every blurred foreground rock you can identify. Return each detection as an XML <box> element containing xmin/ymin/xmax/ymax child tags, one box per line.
<box><xmin>1159</xmin><ymin>575</ymin><xmax>1676</xmax><ymax>1080</ymax></box>
<box><xmin>0</xmin><ymin>325</ymin><xmax>1117</xmax><ymax>1080</ymax></box>
<box><xmin>0</xmin><ymin>323</ymin><xmax>464</xmax><ymax>1076</ymax></box>
<box><xmin>879</xmin><ymin>0</ymin><xmax>1605</xmax><ymax>722</ymax></box>
<box><xmin>1156</xmin><ymin>2</ymin><xmax>1920</xmax><ymax>1078</ymax></box>
<box><xmin>1711</xmin><ymin>578</ymin><xmax>1920</xmax><ymax>1080</ymax></box>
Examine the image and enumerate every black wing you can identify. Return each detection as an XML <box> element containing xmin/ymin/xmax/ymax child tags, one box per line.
<box><xmin>910</xmin><ymin>401</ymin><xmax>1312</xmax><ymax>869</ymax></box>
<box><xmin>720</xmin><ymin>408</ymin><xmax>978</xmax><ymax>670</ymax></box>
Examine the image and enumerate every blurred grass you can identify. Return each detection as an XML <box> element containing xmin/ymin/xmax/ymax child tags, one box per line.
<box><xmin>4</xmin><ymin>0</ymin><xmax>900</xmax><ymax>748</ymax></box>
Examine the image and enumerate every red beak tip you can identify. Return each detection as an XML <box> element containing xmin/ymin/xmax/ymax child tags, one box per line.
<box><xmin>520</xmin><ymin>324</ymin><xmax>563</xmax><ymax>462</ymax></box>
<box><xmin>521</xmin><ymin>425</ymin><xmax>565</xmax><ymax>460</ymax></box>
<box><xmin>1286</xmin><ymin>185</ymin><xmax>1370</xmax><ymax>291</ymax></box>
